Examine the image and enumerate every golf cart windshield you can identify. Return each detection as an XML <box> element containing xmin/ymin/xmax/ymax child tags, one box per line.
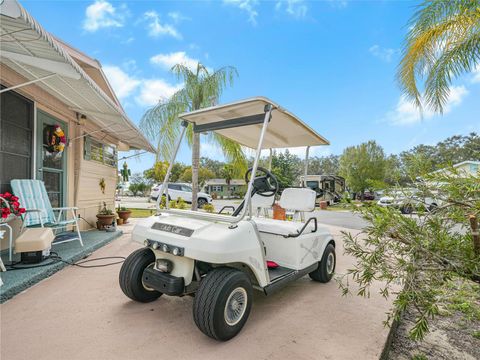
<box><xmin>156</xmin><ymin>97</ymin><xmax>329</xmax><ymax>222</ymax></box>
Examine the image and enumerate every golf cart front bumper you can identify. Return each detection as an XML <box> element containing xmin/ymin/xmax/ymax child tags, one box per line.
<box><xmin>142</xmin><ymin>267</ymin><xmax>184</xmax><ymax>296</ymax></box>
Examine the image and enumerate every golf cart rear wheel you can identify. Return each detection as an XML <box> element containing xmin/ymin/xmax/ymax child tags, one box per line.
<box><xmin>309</xmin><ymin>244</ymin><xmax>336</xmax><ymax>283</ymax></box>
<box><xmin>193</xmin><ymin>267</ymin><xmax>252</xmax><ymax>341</ymax></box>
<box><xmin>119</xmin><ymin>248</ymin><xmax>162</xmax><ymax>302</ymax></box>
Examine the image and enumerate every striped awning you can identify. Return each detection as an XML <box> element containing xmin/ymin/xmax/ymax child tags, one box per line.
<box><xmin>0</xmin><ymin>0</ymin><xmax>155</xmax><ymax>152</ymax></box>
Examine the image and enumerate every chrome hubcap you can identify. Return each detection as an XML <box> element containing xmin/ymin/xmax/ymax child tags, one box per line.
<box><xmin>142</xmin><ymin>263</ymin><xmax>155</xmax><ymax>291</ymax></box>
<box><xmin>326</xmin><ymin>253</ymin><xmax>335</xmax><ymax>274</ymax></box>
<box><xmin>224</xmin><ymin>287</ymin><xmax>247</xmax><ymax>326</ymax></box>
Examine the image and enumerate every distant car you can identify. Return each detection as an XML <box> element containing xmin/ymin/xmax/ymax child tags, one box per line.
<box><xmin>377</xmin><ymin>189</ymin><xmax>441</xmax><ymax>214</ymax></box>
<box><xmin>150</xmin><ymin>183</ymin><xmax>213</xmax><ymax>208</ymax></box>
<box><xmin>356</xmin><ymin>191</ymin><xmax>375</xmax><ymax>201</ymax></box>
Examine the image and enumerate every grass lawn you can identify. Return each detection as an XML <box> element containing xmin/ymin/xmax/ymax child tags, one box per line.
<box><xmin>127</xmin><ymin>208</ymin><xmax>156</xmax><ymax>218</ymax></box>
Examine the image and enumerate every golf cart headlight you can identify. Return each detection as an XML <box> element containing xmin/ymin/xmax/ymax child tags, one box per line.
<box><xmin>162</xmin><ymin>244</ymin><xmax>169</xmax><ymax>252</ymax></box>
<box><xmin>172</xmin><ymin>247</ymin><xmax>180</xmax><ymax>256</ymax></box>
<box><xmin>144</xmin><ymin>240</ymin><xmax>149</xmax><ymax>247</ymax></box>
<box><xmin>152</xmin><ymin>242</ymin><xmax>159</xmax><ymax>250</ymax></box>
<box><xmin>156</xmin><ymin>259</ymin><xmax>173</xmax><ymax>273</ymax></box>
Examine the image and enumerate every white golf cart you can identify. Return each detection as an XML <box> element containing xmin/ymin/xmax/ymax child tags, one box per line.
<box><xmin>119</xmin><ymin>97</ymin><xmax>336</xmax><ymax>341</ymax></box>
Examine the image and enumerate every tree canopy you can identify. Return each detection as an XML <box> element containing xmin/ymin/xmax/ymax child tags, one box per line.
<box><xmin>339</xmin><ymin>140</ymin><xmax>387</xmax><ymax>193</ymax></box>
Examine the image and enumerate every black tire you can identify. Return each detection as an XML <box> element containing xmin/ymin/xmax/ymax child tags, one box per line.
<box><xmin>197</xmin><ymin>198</ymin><xmax>208</xmax><ymax>208</ymax></box>
<box><xmin>119</xmin><ymin>248</ymin><xmax>162</xmax><ymax>303</ymax></box>
<box><xmin>401</xmin><ymin>205</ymin><xmax>413</xmax><ymax>214</ymax></box>
<box><xmin>309</xmin><ymin>244</ymin><xmax>336</xmax><ymax>283</ymax></box>
<box><xmin>193</xmin><ymin>267</ymin><xmax>252</xmax><ymax>341</ymax></box>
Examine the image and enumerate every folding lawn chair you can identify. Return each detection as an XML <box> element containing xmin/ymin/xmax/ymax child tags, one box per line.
<box><xmin>10</xmin><ymin>179</ymin><xmax>83</xmax><ymax>247</ymax></box>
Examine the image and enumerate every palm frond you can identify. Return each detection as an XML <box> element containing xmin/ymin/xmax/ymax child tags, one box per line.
<box><xmin>397</xmin><ymin>0</ymin><xmax>480</xmax><ymax>113</ymax></box>
<box><xmin>209</xmin><ymin>132</ymin><xmax>247</xmax><ymax>175</ymax></box>
<box><xmin>425</xmin><ymin>31</ymin><xmax>480</xmax><ymax>112</ymax></box>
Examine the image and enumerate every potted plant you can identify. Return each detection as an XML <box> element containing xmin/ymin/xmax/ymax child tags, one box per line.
<box><xmin>96</xmin><ymin>202</ymin><xmax>115</xmax><ymax>229</ymax></box>
<box><xmin>117</xmin><ymin>205</ymin><xmax>132</xmax><ymax>224</ymax></box>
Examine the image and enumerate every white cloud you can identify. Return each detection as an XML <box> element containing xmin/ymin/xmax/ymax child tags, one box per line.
<box><xmin>103</xmin><ymin>65</ymin><xmax>181</xmax><ymax>107</ymax></box>
<box><xmin>387</xmin><ymin>86</ymin><xmax>469</xmax><ymax>126</ymax></box>
<box><xmin>168</xmin><ymin>11</ymin><xmax>190</xmax><ymax>23</ymax></box>
<box><xmin>83</xmin><ymin>0</ymin><xmax>127</xmax><ymax>32</ymax></box>
<box><xmin>135</xmin><ymin>80</ymin><xmax>182</xmax><ymax>107</ymax></box>
<box><xmin>369</xmin><ymin>45</ymin><xmax>399</xmax><ymax>63</ymax></box>
<box><xmin>275</xmin><ymin>0</ymin><xmax>308</xmax><ymax>18</ymax></box>
<box><xmin>144</xmin><ymin>10</ymin><xmax>181</xmax><ymax>39</ymax></box>
<box><xmin>150</xmin><ymin>51</ymin><xmax>199</xmax><ymax>71</ymax></box>
<box><xmin>103</xmin><ymin>65</ymin><xmax>140</xmax><ymax>99</ymax></box>
<box><xmin>223</xmin><ymin>0</ymin><xmax>259</xmax><ymax>25</ymax></box>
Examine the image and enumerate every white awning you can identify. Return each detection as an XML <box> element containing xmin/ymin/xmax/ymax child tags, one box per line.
<box><xmin>179</xmin><ymin>97</ymin><xmax>329</xmax><ymax>149</ymax></box>
<box><xmin>0</xmin><ymin>0</ymin><xmax>155</xmax><ymax>152</ymax></box>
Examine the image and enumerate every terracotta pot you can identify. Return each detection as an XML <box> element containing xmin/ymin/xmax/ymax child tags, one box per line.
<box><xmin>319</xmin><ymin>201</ymin><xmax>328</xmax><ymax>210</ymax></box>
<box><xmin>116</xmin><ymin>218</ymin><xmax>124</xmax><ymax>225</ymax></box>
<box><xmin>96</xmin><ymin>214</ymin><xmax>116</xmax><ymax>227</ymax></box>
<box><xmin>117</xmin><ymin>210</ymin><xmax>132</xmax><ymax>223</ymax></box>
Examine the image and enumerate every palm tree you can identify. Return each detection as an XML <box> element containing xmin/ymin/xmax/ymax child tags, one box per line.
<box><xmin>140</xmin><ymin>63</ymin><xmax>246</xmax><ymax>210</ymax></box>
<box><xmin>398</xmin><ymin>0</ymin><xmax>480</xmax><ymax>114</ymax></box>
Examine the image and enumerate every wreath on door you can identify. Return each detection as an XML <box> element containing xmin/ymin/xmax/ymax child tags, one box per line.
<box><xmin>43</xmin><ymin>124</ymin><xmax>67</xmax><ymax>158</ymax></box>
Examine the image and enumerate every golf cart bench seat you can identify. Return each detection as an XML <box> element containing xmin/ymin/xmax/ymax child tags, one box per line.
<box><xmin>254</xmin><ymin>187</ymin><xmax>317</xmax><ymax>237</ymax></box>
<box><xmin>254</xmin><ymin>218</ymin><xmax>316</xmax><ymax>237</ymax></box>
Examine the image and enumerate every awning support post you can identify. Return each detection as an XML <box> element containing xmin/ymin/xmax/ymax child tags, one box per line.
<box><xmin>155</xmin><ymin>121</ymin><xmax>188</xmax><ymax>213</ymax></box>
<box><xmin>0</xmin><ymin>73</ymin><xmax>57</xmax><ymax>94</ymax></box>
<box><xmin>303</xmin><ymin>146</ymin><xmax>310</xmax><ymax>187</ymax></box>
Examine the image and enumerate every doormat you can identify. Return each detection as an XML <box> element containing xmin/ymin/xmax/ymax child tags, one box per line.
<box><xmin>53</xmin><ymin>232</ymin><xmax>78</xmax><ymax>244</ymax></box>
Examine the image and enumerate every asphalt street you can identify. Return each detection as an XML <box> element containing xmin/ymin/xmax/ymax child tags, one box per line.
<box><xmin>117</xmin><ymin>196</ymin><xmax>368</xmax><ymax>230</ymax></box>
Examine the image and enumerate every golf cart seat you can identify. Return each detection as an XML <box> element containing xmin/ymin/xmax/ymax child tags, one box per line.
<box><xmin>254</xmin><ymin>187</ymin><xmax>317</xmax><ymax>237</ymax></box>
<box><xmin>251</xmin><ymin>193</ymin><xmax>275</xmax><ymax>217</ymax></box>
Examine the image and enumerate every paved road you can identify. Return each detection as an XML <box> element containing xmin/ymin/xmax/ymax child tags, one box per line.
<box><xmin>117</xmin><ymin>196</ymin><xmax>367</xmax><ymax>230</ymax></box>
<box><xmin>315</xmin><ymin>210</ymin><xmax>368</xmax><ymax>230</ymax></box>
<box><xmin>1</xmin><ymin>221</ymin><xmax>392</xmax><ymax>360</ymax></box>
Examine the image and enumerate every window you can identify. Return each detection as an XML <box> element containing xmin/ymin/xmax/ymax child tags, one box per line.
<box><xmin>0</xmin><ymin>87</ymin><xmax>33</xmax><ymax>193</ymax></box>
<box><xmin>211</xmin><ymin>185</ymin><xmax>223</xmax><ymax>192</ymax></box>
<box><xmin>84</xmin><ymin>136</ymin><xmax>117</xmax><ymax>167</ymax></box>
<box><xmin>181</xmin><ymin>185</ymin><xmax>192</xmax><ymax>192</ymax></box>
<box><xmin>168</xmin><ymin>184</ymin><xmax>182</xmax><ymax>191</ymax></box>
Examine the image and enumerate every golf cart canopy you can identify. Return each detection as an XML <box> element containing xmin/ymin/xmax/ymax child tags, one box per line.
<box><xmin>179</xmin><ymin>97</ymin><xmax>329</xmax><ymax>149</ymax></box>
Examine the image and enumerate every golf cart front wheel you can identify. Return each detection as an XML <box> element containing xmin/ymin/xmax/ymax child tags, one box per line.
<box><xmin>119</xmin><ymin>248</ymin><xmax>162</xmax><ymax>302</ymax></box>
<box><xmin>193</xmin><ymin>267</ymin><xmax>252</xmax><ymax>341</ymax></box>
<box><xmin>309</xmin><ymin>244</ymin><xmax>336</xmax><ymax>283</ymax></box>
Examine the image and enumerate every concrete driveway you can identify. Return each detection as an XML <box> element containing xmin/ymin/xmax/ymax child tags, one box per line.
<box><xmin>1</xmin><ymin>220</ymin><xmax>392</xmax><ymax>360</ymax></box>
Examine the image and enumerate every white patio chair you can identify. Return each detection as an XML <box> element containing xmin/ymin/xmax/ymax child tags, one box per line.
<box><xmin>10</xmin><ymin>179</ymin><xmax>83</xmax><ymax>247</ymax></box>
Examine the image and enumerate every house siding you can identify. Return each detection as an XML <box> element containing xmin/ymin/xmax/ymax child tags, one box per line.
<box><xmin>0</xmin><ymin>64</ymin><xmax>120</xmax><ymax>250</ymax></box>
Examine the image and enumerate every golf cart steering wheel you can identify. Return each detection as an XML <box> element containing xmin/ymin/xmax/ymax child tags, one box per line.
<box><xmin>244</xmin><ymin>167</ymin><xmax>279</xmax><ymax>197</ymax></box>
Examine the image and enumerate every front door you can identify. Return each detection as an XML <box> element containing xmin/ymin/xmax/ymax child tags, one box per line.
<box><xmin>36</xmin><ymin>111</ymin><xmax>67</xmax><ymax>208</ymax></box>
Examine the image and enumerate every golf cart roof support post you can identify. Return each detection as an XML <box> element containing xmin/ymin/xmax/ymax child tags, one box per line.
<box><xmin>304</xmin><ymin>146</ymin><xmax>310</xmax><ymax>186</ymax></box>
<box><xmin>235</xmin><ymin>104</ymin><xmax>273</xmax><ymax>223</ymax></box>
<box><xmin>268</xmin><ymin>148</ymin><xmax>273</xmax><ymax>171</ymax></box>
<box><xmin>155</xmin><ymin>121</ymin><xmax>188</xmax><ymax>213</ymax></box>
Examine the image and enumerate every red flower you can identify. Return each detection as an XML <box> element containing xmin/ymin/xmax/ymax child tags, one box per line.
<box><xmin>10</xmin><ymin>196</ymin><xmax>18</xmax><ymax>201</ymax></box>
<box><xmin>19</xmin><ymin>208</ymin><xmax>26</xmax><ymax>214</ymax></box>
<box><xmin>1</xmin><ymin>213</ymin><xmax>8</xmax><ymax>219</ymax></box>
<box><xmin>2</xmin><ymin>192</ymin><xmax>12</xmax><ymax>199</ymax></box>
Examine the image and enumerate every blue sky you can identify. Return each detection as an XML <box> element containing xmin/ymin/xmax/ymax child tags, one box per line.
<box><xmin>23</xmin><ymin>0</ymin><xmax>480</xmax><ymax>174</ymax></box>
